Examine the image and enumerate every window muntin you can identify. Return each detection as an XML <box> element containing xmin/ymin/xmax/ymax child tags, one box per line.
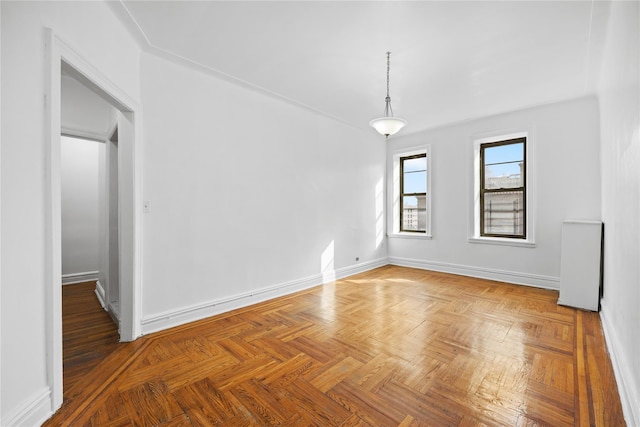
<box><xmin>400</xmin><ymin>153</ymin><xmax>427</xmax><ymax>232</ymax></box>
<box><xmin>480</xmin><ymin>138</ymin><xmax>526</xmax><ymax>238</ymax></box>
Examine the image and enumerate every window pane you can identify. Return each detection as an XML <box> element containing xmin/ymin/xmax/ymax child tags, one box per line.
<box><xmin>484</xmin><ymin>142</ymin><xmax>524</xmax><ymax>189</ymax></box>
<box><xmin>402</xmin><ymin>195</ymin><xmax>426</xmax><ymax>231</ymax></box>
<box><xmin>484</xmin><ymin>142</ymin><xmax>523</xmax><ymax>164</ymax></box>
<box><xmin>484</xmin><ymin>164</ymin><xmax>523</xmax><ymax>189</ymax></box>
<box><xmin>403</xmin><ymin>156</ymin><xmax>426</xmax><ymax>172</ymax></box>
<box><xmin>403</xmin><ymin>170</ymin><xmax>426</xmax><ymax>193</ymax></box>
<box><xmin>483</xmin><ymin>191</ymin><xmax>524</xmax><ymax>236</ymax></box>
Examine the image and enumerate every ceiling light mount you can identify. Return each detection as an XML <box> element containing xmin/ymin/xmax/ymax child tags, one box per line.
<box><xmin>369</xmin><ymin>51</ymin><xmax>407</xmax><ymax>138</ymax></box>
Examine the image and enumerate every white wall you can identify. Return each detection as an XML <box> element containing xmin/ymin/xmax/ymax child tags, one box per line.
<box><xmin>60</xmin><ymin>136</ymin><xmax>102</xmax><ymax>280</ymax></box>
<box><xmin>598</xmin><ymin>1</ymin><xmax>640</xmax><ymax>424</ymax></box>
<box><xmin>0</xmin><ymin>1</ymin><xmax>141</xmax><ymax>425</ymax></box>
<box><xmin>140</xmin><ymin>53</ymin><xmax>387</xmax><ymax>332</ymax></box>
<box><xmin>386</xmin><ymin>96</ymin><xmax>601</xmax><ymax>288</ymax></box>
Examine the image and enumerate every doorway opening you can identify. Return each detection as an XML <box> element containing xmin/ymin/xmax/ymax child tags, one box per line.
<box><xmin>59</xmin><ymin>130</ymin><xmax>121</xmax><ymax>395</ymax></box>
<box><xmin>45</xmin><ymin>29</ymin><xmax>142</xmax><ymax>412</ymax></box>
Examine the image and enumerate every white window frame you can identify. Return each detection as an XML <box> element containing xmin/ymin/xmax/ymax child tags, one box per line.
<box><xmin>389</xmin><ymin>145</ymin><xmax>432</xmax><ymax>239</ymax></box>
<box><xmin>469</xmin><ymin>131</ymin><xmax>535</xmax><ymax>247</ymax></box>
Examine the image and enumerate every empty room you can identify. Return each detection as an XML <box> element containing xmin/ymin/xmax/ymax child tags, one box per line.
<box><xmin>1</xmin><ymin>1</ymin><xmax>638</xmax><ymax>426</ymax></box>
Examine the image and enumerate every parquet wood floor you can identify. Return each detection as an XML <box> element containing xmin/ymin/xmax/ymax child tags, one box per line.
<box><xmin>45</xmin><ymin>266</ymin><xmax>625</xmax><ymax>426</ymax></box>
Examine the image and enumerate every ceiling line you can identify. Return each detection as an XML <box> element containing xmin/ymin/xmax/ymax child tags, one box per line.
<box><xmin>114</xmin><ymin>0</ymin><xmax>363</xmax><ymax>132</ymax></box>
<box><xmin>151</xmin><ymin>44</ymin><xmax>360</xmax><ymax>130</ymax></box>
<box><xmin>118</xmin><ymin>0</ymin><xmax>152</xmax><ymax>46</ymax></box>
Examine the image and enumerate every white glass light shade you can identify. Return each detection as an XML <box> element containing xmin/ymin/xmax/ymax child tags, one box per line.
<box><xmin>369</xmin><ymin>116</ymin><xmax>407</xmax><ymax>137</ymax></box>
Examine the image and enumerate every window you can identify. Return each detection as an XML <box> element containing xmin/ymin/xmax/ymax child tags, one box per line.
<box><xmin>390</xmin><ymin>146</ymin><xmax>431</xmax><ymax>238</ymax></box>
<box><xmin>479</xmin><ymin>137</ymin><xmax>526</xmax><ymax>238</ymax></box>
<box><xmin>400</xmin><ymin>153</ymin><xmax>427</xmax><ymax>233</ymax></box>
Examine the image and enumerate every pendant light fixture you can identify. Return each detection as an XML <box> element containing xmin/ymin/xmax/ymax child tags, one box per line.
<box><xmin>369</xmin><ymin>51</ymin><xmax>407</xmax><ymax>138</ymax></box>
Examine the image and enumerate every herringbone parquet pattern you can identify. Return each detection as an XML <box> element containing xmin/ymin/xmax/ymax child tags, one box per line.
<box><xmin>45</xmin><ymin>266</ymin><xmax>625</xmax><ymax>426</ymax></box>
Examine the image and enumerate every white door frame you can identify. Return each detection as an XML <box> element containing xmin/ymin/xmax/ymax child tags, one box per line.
<box><xmin>44</xmin><ymin>28</ymin><xmax>143</xmax><ymax>411</ymax></box>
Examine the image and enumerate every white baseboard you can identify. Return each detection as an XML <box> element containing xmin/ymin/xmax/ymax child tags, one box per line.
<box><xmin>141</xmin><ymin>274</ymin><xmax>322</xmax><ymax>335</ymax></box>
<box><xmin>61</xmin><ymin>270</ymin><xmax>99</xmax><ymax>285</ymax></box>
<box><xmin>94</xmin><ymin>280</ymin><xmax>106</xmax><ymax>309</ymax></box>
<box><xmin>388</xmin><ymin>256</ymin><xmax>560</xmax><ymax>290</ymax></box>
<box><xmin>95</xmin><ymin>281</ymin><xmax>121</xmax><ymax>323</ymax></box>
<box><xmin>109</xmin><ymin>301</ymin><xmax>121</xmax><ymax>322</ymax></box>
<box><xmin>141</xmin><ymin>257</ymin><xmax>388</xmax><ymax>335</ymax></box>
<box><xmin>1</xmin><ymin>387</ymin><xmax>52</xmax><ymax>427</ymax></box>
<box><xmin>600</xmin><ymin>301</ymin><xmax>640</xmax><ymax>427</ymax></box>
<box><xmin>333</xmin><ymin>257</ymin><xmax>389</xmax><ymax>282</ymax></box>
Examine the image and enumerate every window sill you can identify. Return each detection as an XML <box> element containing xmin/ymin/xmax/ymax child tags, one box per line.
<box><xmin>389</xmin><ymin>233</ymin><xmax>433</xmax><ymax>240</ymax></box>
<box><xmin>468</xmin><ymin>237</ymin><xmax>536</xmax><ymax>248</ymax></box>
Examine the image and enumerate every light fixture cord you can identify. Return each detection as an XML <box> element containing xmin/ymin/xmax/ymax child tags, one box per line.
<box><xmin>384</xmin><ymin>51</ymin><xmax>394</xmax><ymax>117</ymax></box>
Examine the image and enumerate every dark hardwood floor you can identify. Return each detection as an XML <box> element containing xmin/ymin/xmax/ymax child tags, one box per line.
<box><xmin>45</xmin><ymin>266</ymin><xmax>625</xmax><ymax>426</ymax></box>
<box><xmin>61</xmin><ymin>281</ymin><xmax>121</xmax><ymax>395</ymax></box>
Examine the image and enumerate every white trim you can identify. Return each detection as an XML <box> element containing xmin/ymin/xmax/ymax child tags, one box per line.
<box><xmin>388</xmin><ymin>233</ymin><xmax>433</xmax><ymax>240</ymax></box>
<box><xmin>44</xmin><ymin>27</ymin><xmax>64</xmax><ymax>414</ymax></box>
<box><xmin>388</xmin><ymin>256</ymin><xmax>560</xmax><ymax>290</ymax></box>
<box><xmin>141</xmin><ymin>275</ymin><xmax>322</xmax><ymax>335</ymax></box>
<box><xmin>467</xmin><ymin>237</ymin><xmax>536</xmax><ymax>248</ymax></box>
<box><xmin>141</xmin><ymin>258</ymin><xmax>388</xmax><ymax>335</ymax></box>
<box><xmin>563</xmin><ymin>219</ymin><xmax>602</xmax><ymax>225</ymax></box>
<box><xmin>389</xmin><ymin>144</ymin><xmax>432</xmax><ymax>236</ymax></box>
<box><xmin>61</xmin><ymin>126</ymin><xmax>108</xmax><ymax>143</ymax></box>
<box><xmin>469</xmin><ymin>129</ymin><xmax>536</xmax><ymax>246</ymax></box>
<box><xmin>61</xmin><ymin>270</ymin><xmax>99</xmax><ymax>285</ymax></box>
<box><xmin>0</xmin><ymin>387</ymin><xmax>52</xmax><ymax>427</ymax></box>
<box><xmin>45</xmin><ymin>28</ymin><xmax>144</xmax><ymax>415</ymax></box>
<box><xmin>600</xmin><ymin>301</ymin><xmax>640</xmax><ymax>427</ymax></box>
<box><xmin>334</xmin><ymin>257</ymin><xmax>389</xmax><ymax>281</ymax></box>
<box><xmin>95</xmin><ymin>280</ymin><xmax>106</xmax><ymax>309</ymax></box>
<box><xmin>107</xmin><ymin>121</ymin><xmax>118</xmax><ymax>141</ymax></box>
<box><xmin>51</xmin><ymin>31</ymin><xmax>143</xmax><ymax>337</ymax></box>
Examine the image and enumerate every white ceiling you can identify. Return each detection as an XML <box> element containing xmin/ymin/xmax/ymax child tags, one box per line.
<box><xmin>115</xmin><ymin>0</ymin><xmax>610</xmax><ymax>136</ymax></box>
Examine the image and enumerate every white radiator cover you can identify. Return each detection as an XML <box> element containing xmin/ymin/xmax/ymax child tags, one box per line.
<box><xmin>558</xmin><ymin>220</ymin><xmax>603</xmax><ymax>311</ymax></box>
